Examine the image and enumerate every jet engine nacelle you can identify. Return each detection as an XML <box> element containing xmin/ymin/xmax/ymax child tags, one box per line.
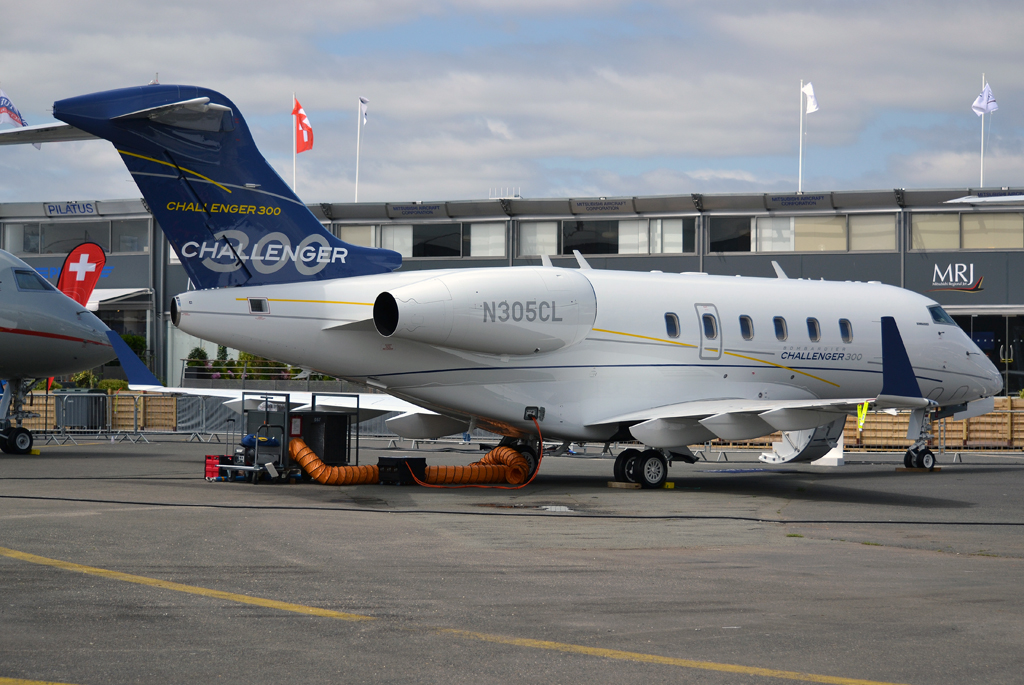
<box><xmin>373</xmin><ymin>267</ymin><xmax>597</xmax><ymax>356</ymax></box>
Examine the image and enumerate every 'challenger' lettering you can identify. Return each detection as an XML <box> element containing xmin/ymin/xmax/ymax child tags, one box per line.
<box><xmin>483</xmin><ymin>301</ymin><xmax>563</xmax><ymax>324</ymax></box>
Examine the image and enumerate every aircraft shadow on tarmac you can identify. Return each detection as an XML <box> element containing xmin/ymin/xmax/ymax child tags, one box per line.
<box><xmin>532</xmin><ymin>471</ymin><xmax>976</xmax><ymax>510</ymax></box>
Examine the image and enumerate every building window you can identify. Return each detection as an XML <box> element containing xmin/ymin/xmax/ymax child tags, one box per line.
<box><xmin>665</xmin><ymin>312</ymin><xmax>680</xmax><ymax>338</ymax></box>
<box><xmin>111</xmin><ymin>219</ymin><xmax>150</xmax><ymax>253</ymax></box>
<box><xmin>807</xmin><ymin>317</ymin><xmax>821</xmax><ymax>342</ymax></box>
<box><xmin>708</xmin><ymin>217</ymin><xmax>753</xmax><ymax>252</ymax></box>
<box><xmin>754</xmin><ymin>217</ymin><xmax>794</xmax><ymax>252</ymax></box>
<box><xmin>40</xmin><ymin>220</ymin><xmax>110</xmax><ymax>254</ymax></box>
<box><xmin>702</xmin><ymin>313</ymin><xmax>718</xmax><ymax>340</ymax></box>
<box><xmin>962</xmin><ymin>213</ymin><xmax>1024</xmax><ymax>249</ymax></box>
<box><xmin>839</xmin><ymin>318</ymin><xmax>853</xmax><ymax>343</ymax></box>
<box><xmin>519</xmin><ymin>221</ymin><xmax>559</xmax><ymax>256</ymax></box>
<box><xmin>562</xmin><ymin>220</ymin><xmax>619</xmax><ymax>255</ymax></box>
<box><xmin>794</xmin><ymin>216</ymin><xmax>847</xmax><ymax>251</ymax></box>
<box><xmin>335</xmin><ymin>224</ymin><xmax>376</xmax><ymax>247</ymax></box>
<box><xmin>774</xmin><ymin>316</ymin><xmax>788</xmax><ymax>341</ymax></box>
<box><xmin>849</xmin><ymin>214</ymin><xmax>896</xmax><ymax>251</ymax></box>
<box><xmin>467</xmin><ymin>222</ymin><xmax>506</xmax><ymax>257</ymax></box>
<box><xmin>651</xmin><ymin>217</ymin><xmax>696</xmax><ymax>253</ymax></box>
<box><xmin>381</xmin><ymin>224</ymin><xmax>413</xmax><ymax>257</ymax></box>
<box><xmin>911</xmin><ymin>214</ymin><xmax>959</xmax><ymax>250</ymax></box>
<box><xmin>1</xmin><ymin>222</ymin><xmax>40</xmax><ymax>255</ymax></box>
<box><xmin>616</xmin><ymin>219</ymin><xmax>649</xmax><ymax>254</ymax></box>
<box><xmin>739</xmin><ymin>315</ymin><xmax>754</xmax><ymax>340</ymax></box>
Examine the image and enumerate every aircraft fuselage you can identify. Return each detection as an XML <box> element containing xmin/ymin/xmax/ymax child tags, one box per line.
<box><xmin>173</xmin><ymin>268</ymin><xmax>1003</xmax><ymax>442</ymax></box>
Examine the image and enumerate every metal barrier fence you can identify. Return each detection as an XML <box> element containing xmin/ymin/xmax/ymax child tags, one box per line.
<box><xmin>20</xmin><ymin>392</ymin><xmax>1024</xmax><ymax>450</ymax></box>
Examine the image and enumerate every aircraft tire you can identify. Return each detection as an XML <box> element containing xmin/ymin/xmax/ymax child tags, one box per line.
<box><xmin>7</xmin><ymin>428</ymin><xmax>32</xmax><ymax>455</ymax></box>
<box><xmin>636</xmin><ymin>450</ymin><xmax>667</xmax><ymax>489</ymax></box>
<box><xmin>614</xmin><ymin>448</ymin><xmax>642</xmax><ymax>482</ymax></box>
<box><xmin>903</xmin><ymin>451</ymin><xmax>914</xmax><ymax>468</ymax></box>
<box><xmin>518</xmin><ymin>445</ymin><xmax>539</xmax><ymax>480</ymax></box>
<box><xmin>920</xmin><ymin>449</ymin><xmax>936</xmax><ymax>470</ymax></box>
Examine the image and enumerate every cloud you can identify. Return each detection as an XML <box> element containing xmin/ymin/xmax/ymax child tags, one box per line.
<box><xmin>2</xmin><ymin>1</ymin><xmax>1024</xmax><ymax>204</ymax></box>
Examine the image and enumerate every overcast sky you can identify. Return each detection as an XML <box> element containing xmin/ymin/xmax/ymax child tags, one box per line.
<box><xmin>1</xmin><ymin>1</ymin><xmax>1021</xmax><ymax>204</ymax></box>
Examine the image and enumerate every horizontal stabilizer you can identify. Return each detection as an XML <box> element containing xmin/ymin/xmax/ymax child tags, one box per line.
<box><xmin>0</xmin><ymin>122</ymin><xmax>98</xmax><ymax>146</ymax></box>
<box><xmin>106</xmin><ymin>331</ymin><xmax>161</xmax><ymax>387</ymax></box>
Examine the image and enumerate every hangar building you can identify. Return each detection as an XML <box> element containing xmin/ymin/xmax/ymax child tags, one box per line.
<box><xmin>3</xmin><ymin>187</ymin><xmax>1022</xmax><ymax>394</ymax></box>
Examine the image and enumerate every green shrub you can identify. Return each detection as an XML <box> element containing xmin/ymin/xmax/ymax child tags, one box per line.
<box><xmin>72</xmin><ymin>370</ymin><xmax>97</xmax><ymax>388</ymax></box>
<box><xmin>97</xmin><ymin>379</ymin><xmax>129</xmax><ymax>392</ymax></box>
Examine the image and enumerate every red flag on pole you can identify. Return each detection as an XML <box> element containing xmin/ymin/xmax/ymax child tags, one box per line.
<box><xmin>56</xmin><ymin>242</ymin><xmax>106</xmax><ymax>307</ymax></box>
<box><xmin>292</xmin><ymin>97</ymin><xmax>313</xmax><ymax>153</ymax></box>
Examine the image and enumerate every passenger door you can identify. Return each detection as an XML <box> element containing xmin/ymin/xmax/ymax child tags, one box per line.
<box><xmin>694</xmin><ymin>303</ymin><xmax>723</xmax><ymax>360</ymax></box>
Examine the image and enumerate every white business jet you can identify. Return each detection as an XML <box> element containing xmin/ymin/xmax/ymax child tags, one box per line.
<box><xmin>0</xmin><ymin>84</ymin><xmax>1003</xmax><ymax>484</ymax></box>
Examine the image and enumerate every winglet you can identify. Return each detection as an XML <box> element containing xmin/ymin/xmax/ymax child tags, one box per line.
<box><xmin>878</xmin><ymin>316</ymin><xmax>922</xmax><ymax>399</ymax></box>
<box><xmin>572</xmin><ymin>250</ymin><xmax>592</xmax><ymax>269</ymax></box>
<box><xmin>105</xmin><ymin>331</ymin><xmax>162</xmax><ymax>389</ymax></box>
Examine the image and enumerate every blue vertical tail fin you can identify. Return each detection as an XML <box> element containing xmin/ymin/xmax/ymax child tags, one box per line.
<box><xmin>53</xmin><ymin>85</ymin><xmax>401</xmax><ymax>289</ymax></box>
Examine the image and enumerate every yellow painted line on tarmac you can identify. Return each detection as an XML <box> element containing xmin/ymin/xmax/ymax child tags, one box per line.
<box><xmin>0</xmin><ymin>678</ymin><xmax>77</xmax><ymax>685</ymax></box>
<box><xmin>0</xmin><ymin>545</ymin><xmax>908</xmax><ymax>685</ymax></box>
<box><xmin>0</xmin><ymin>546</ymin><xmax>372</xmax><ymax>622</ymax></box>
<box><xmin>438</xmin><ymin>629</ymin><xmax>908</xmax><ymax>684</ymax></box>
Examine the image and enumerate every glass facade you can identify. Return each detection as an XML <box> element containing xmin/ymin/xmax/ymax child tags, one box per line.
<box><xmin>2</xmin><ymin>218</ymin><xmax>150</xmax><ymax>255</ymax></box>
<box><xmin>713</xmin><ymin>213</ymin><xmax>897</xmax><ymax>253</ymax></box>
<box><xmin>337</xmin><ymin>222</ymin><xmax>508</xmax><ymax>258</ymax></box>
<box><xmin>911</xmin><ymin>212</ymin><xmax>1024</xmax><ymax>250</ymax></box>
<box><xmin>519</xmin><ymin>218</ymin><xmax>696</xmax><ymax>257</ymax></box>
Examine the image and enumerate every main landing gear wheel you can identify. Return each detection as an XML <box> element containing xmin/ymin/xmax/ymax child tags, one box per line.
<box><xmin>614</xmin><ymin>448</ymin><xmax>642</xmax><ymax>483</ymax></box>
<box><xmin>6</xmin><ymin>428</ymin><xmax>32</xmax><ymax>455</ymax></box>
<box><xmin>636</xmin><ymin>449</ymin><xmax>668</xmax><ymax>489</ymax></box>
<box><xmin>519</xmin><ymin>445</ymin><xmax>539</xmax><ymax>480</ymax></box>
<box><xmin>913</xmin><ymin>448</ymin><xmax>936</xmax><ymax>470</ymax></box>
<box><xmin>905</xmin><ymin>447</ymin><xmax>936</xmax><ymax>470</ymax></box>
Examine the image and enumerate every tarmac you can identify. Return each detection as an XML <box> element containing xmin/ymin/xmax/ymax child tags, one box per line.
<box><xmin>1</xmin><ymin>437</ymin><xmax>1023</xmax><ymax>685</ymax></box>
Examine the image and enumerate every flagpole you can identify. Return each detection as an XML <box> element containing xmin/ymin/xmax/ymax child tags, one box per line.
<box><xmin>292</xmin><ymin>93</ymin><xmax>297</xmax><ymax>193</ymax></box>
<box><xmin>980</xmin><ymin>73</ymin><xmax>985</xmax><ymax>188</ymax></box>
<box><xmin>798</xmin><ymin>79</ymin><xmax>804</xmax><ymax>194</ymax></box>
<box><xmin>355</xmin><ymin>98</ymin><xmax>362</xmax><ymax>203</ymax></box>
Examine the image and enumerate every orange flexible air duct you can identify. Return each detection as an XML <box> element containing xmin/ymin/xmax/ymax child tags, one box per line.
<box><xmin>424</xmin><ymin>444</ymin><xmax>530</xmax><ymax>485</ymax></box>
<box><xmin>409</xmin><ymin>417</ymin><xmax>545</xmax><ymax>490</ymax></box>
<box><xmin>289</xmin><ymin>438</ymin><xmax>379</xmax><ymax>485</ymax></box>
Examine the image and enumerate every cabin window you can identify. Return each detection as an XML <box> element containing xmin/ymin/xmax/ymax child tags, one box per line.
<box><xmin>739</xmin><ymin>315</ymin><xmax>754</xmax><ymax>341</ymax></box>
<box><xmin>702</xmin><ymin>313</ymin><xmax>718</xmax><ymax>340</ymax></box>
<box><xmin>807</xmin><ymin>317</ymin><xmax>821</xmax><ymax>342</ymax></box>
<box><xmin>664</xmin><ymin>312</ymin><xmax>680</xmax><ymax>338</ymax></box>
<box><xmin>774</xmin><ymin>316</ymin><xmax>788</xmax><ymax>341</ymax></box>
<box><xmin>839</xmin><ymin>318</ymin><xmax>853</xmax><ymax>343</ymax></box>
<box><xmin>248</xmin><ymin>298</ymin><xmax>269</xmax><ymax>314</ymax></box>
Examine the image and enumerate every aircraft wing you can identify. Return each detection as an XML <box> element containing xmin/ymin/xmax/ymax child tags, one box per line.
<box><xmin>105</xmin><ymin>331</ymin><xmax>425</xmax><ymax>422</ymax></box>
<box><xmin>0</xmin><ymin>122</ymin><xmax>98</xmax><ymax>146</ymax></box>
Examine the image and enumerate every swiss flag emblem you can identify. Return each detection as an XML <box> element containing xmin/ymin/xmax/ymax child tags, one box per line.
<box><xmin>57</xmin><ymin>242</ymin><xmax>106</xmax><ymax>307</ymax></box>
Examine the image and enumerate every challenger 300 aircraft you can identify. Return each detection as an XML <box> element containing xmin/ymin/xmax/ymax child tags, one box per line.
<box><xmin>0</xmin><ymin>249</ymin><xmax>115</xmax><ymax>453</ymax></box>
<box><xmin>0</xmin><ymin>84</ymin><xmax>1003</xmax><ymax>484</ymax></box>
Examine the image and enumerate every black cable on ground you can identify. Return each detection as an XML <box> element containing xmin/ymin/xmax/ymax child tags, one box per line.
<box><xmin>2</xmin><ymin>494</ymin><xmax>1023</xmax><ymax>526</ymax></box>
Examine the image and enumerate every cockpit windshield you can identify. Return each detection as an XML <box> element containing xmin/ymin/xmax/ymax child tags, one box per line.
<box><xmin>928</xmin><ymin>305</ymin><xmax>956</xmax><ymax>326</ymax></box>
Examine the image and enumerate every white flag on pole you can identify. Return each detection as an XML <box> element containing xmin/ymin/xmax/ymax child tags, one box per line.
<box><xmin>972</xmin><ymin>83</ymin><xmax>998</xmax><ymax>116</ymax></box>
<box><xmin>801</xmin><ymin>82</ymin><xmax>819</xmax><ymax>114</ymax></box>
<box><xmin>359</xmin><ymin>96</ymin><xmax>369</xmax><ymax>125</ymax></box>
